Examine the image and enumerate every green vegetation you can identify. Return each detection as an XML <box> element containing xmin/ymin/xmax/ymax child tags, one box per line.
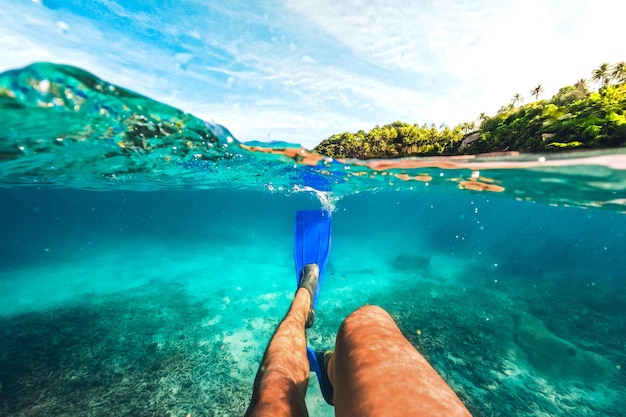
<box><xmin>315</xmin><ymin>62</ymin><xmax>626</xmax><ymax>158</ymax></box>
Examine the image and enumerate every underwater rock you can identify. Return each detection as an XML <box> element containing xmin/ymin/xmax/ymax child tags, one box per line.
<box><xmin>389</xmin><ymin>253</ymin><xmax>431</xmax><ymax>273</ymax></box>
<box><xmin>513</xmin><ymin>313</ymin><xmax>616</xmax><ymax>384</ymax></box>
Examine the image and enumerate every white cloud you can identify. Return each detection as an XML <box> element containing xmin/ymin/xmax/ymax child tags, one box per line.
<box><xmin>284</xmin><ymin>0</ymin><xmax>626</xmax><ymax>123</ymax></box>
<box><xmin>286</xmin><ymin>0</ymin><xmax>449</xmax><ymax>72</ymax></box>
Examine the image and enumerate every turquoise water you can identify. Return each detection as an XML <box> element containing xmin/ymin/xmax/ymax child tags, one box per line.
<box><xmin>1</xmin><ymin>63</ymin><xmax>625</xmax><ymax>416</ymax></box>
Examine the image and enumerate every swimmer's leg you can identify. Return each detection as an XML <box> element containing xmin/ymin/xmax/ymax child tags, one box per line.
<box><xmin>244</xmin><ymin>287</ymin><xmax>312</xmax><ymax>417</ymax></box>
<box><xmin>327</xmin><ymin>305</ymin><xmax>472</xmax><ymax>417</ymax></box>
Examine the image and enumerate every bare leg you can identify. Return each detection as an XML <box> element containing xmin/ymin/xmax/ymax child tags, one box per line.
<box><xmin>244</xmin><ymin>288</ymin><xmax>311</xmax><ymax>417</ymax></box>
<box><xmin>327</xmin><ymin>305</ymin><xmax>472</xmax><ymax>417</ymax></box>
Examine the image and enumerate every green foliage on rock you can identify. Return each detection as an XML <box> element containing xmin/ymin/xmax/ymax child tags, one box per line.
<box><xmin>315</xmin><ymin>62</ymin><xmax>626</xmax><ymax>158</ymax></box>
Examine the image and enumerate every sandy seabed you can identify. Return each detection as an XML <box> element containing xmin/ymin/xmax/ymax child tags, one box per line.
<box><xmin>0</xmin><ymin>235</ymin><xmax>624</xmax><ymax>417</ymax></box>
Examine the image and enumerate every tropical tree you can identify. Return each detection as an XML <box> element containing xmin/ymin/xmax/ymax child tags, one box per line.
<box><xmin>530</xmin><ymin>83</ymin><xmax>544</xmax><ymax>100</ymax></box>
<box><xmin>477</xmin><ymin>112</ymin><xmax>489</xmax><ymax>129</ymax></box>
<box><xmin>591</xmin><ymin>63</ymin><xmax>611</xmax><ymax>87</ymax></box>
<box><xmin>575</xmin><ymin>78</ymin><xmax>589</xmax><ymax>94</ymax></box>
<box><xmin>460</xmin><ymin>121</ymin><xmax>476</xmax><ymax>134</ymax></box>
<box><xmin>511</xmin><ymin>93</ymin><xmax>524</xmax><ymax>107</ymax></box>
<box><xmin>315</xmin><ymin>60</ymin><xmax>626</xmax><ymax>158</ymax></box>
<box><xmin>611</xmin><ymin>61</ymin><xmax>626</xmax><ymax>83</ymax></box>
<box><xmin>498</xmin><ymin>103</ymin><xmax>514</xmax><ymax>114</ymax></box>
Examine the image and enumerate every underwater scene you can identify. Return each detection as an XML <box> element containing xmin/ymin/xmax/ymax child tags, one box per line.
<box><xmin>1</xmin><ymin>63</ymin><xmax>625</xmax><ymax>417</ymax></box>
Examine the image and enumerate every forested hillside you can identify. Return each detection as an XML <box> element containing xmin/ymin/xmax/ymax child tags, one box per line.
<box><xmin>315</xmin><ymin>62</ymin><xmax>626</xmax><ymax>158</ymax></box>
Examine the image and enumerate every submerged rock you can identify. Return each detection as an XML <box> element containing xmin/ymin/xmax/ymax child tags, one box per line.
<box><xmin>389</xmin><ymin>253</ymin><xmax>430</xmax><ymax>273</ymax></box>
<box><xmin>513</xmin><ymin>313</ymin><xmax>616</xmax><ymax>384</ymax></box>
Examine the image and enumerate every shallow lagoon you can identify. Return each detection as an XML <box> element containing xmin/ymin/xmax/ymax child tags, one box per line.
<box><xmin>1</xmin><ymin>187</ymin><xmax>624</xmax><ymax>416</ymax></box>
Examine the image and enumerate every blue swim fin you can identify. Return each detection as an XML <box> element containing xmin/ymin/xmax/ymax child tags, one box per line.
<box><xmin>307</xmin><ymin>347</ymin><xmax>335</xmax><ymax>405</ymax></box>
<box><xmin>295</xmin><ymin>210</ymin><xmax>334</xmax><ymax>405</ymax></box>
<box><xmin>294</xmin><ymin>210</ymin><xmax>331</xmax><ymax>311</ymax></box>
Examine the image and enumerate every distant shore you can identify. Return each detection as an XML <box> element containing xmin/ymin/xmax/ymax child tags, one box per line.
<box><xmin>315</xmin><ymin>62</ymin><xmax>626</xmax><ymax>159</ymax></box>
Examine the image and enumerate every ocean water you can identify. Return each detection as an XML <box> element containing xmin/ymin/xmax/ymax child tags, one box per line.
<box><xmin>1</xmin><ymin>63</ymin><xmax>625</xmax><ymax>417</ymax></box>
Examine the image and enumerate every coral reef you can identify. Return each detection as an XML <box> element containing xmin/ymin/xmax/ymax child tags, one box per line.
<box><xmin>0</xmin><ymin>281</ymin><xmax>252</xmax><ymax>417</ymax></box>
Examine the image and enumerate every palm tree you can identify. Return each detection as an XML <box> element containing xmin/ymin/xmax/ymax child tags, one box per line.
<box><xmin>591</xmin><ymin>63</ymin><xmax>611</xmax><ymax>87</ymax></box>
<box><xmin>574</xmin><ymin>78</ymin><xmax>588</xmax><ymax>94</ymax></box>
<box><xmin>511</xmin><ymin>93</ymin><xmax>524</xmax><ymax>107</ymax></box>
<box><xmin>460</xmin><ymin>121</ymin><xmax>476</xmax><ymax>134</ymax></box>
<box><xmin>530</xmin><ymin>84</ymin><xmax>544</xmax><ymax>101</ymax></box>
<box><xmin>611</xmin><ymin>61</ymin><xmax>626</xmax><ymax>83</ymax></box>
<box><xmin>477</xmin><ymin>112</ymin><xmax>488</xmax><ymax>129</ymax></box>
<box><xmin>498</xmin><ymin>103</ymin><xmax>514</xmax><ymax>114</ymax></box>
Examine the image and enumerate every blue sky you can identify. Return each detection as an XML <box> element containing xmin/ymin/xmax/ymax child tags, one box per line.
<box><xmin>2</xmin><ymin>0</ymin><xmax>625</xmax><ymax>148</ymax></box>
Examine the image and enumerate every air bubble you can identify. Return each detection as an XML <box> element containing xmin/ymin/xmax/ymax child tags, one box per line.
<box><xmin>38</xmin><ymin>80</ymin><xmax>50</xmax><ymax>93</ymax></box>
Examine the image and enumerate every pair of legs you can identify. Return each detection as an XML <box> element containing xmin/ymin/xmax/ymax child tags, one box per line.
<box><xmin>244</xmin><ymin>285</ymin><xmax>471</xmax><ymax>416</ymax></box>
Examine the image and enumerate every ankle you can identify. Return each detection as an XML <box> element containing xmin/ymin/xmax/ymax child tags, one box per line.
<box><xmin>298</xmin><ymin>263</ymin><xmax>319</xmax><ymax>298</ymax></box>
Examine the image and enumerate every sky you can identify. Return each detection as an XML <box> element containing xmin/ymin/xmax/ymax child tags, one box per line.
<box><xmin>1</xmin><ymin>0</ymin><xmax>625</xmax><ymax>148</ymax></box>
